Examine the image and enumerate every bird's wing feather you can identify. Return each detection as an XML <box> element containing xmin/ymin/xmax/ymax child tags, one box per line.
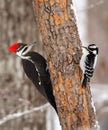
<box><xmin>22</xmin><ymin>59</ymin><xmax>47</xmax><ymax>98</ymax></box>
<box><xmin>22</xmin><ymin>52</ymin><xmax>57</xmax><ymax>112</ymax></box>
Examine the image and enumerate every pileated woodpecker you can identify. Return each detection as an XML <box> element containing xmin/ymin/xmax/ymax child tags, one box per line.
<box><xmin>8</xmin><ymin>42</ymin><xmax>57</xmax><ymax>113</ymax></box>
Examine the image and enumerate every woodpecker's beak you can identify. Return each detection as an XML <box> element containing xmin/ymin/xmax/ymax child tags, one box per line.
<box><xmin>28</xmin><ymin>42</ymin><xmax>37</xmax><ymax>47</ymax></box>
<box><xmin>82</xmin><ymin>46</ymin><xmax>89</xmax><ymax>51</ymax></box>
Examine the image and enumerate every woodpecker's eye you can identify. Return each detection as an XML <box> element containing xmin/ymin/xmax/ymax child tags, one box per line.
<box><xmin>17</xmin><ymin>45</ymin><xmax>24</xmax><ymax>52</ymax></box>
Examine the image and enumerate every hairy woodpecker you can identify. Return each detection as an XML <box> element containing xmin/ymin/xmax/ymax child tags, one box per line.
<box><xmin>8</xmin><ymin>42</ymin><xmax>57</xmax><ymax>112</ymax></box>
<box><xmin>80</xmin><ymin>44</ymin><xmax>98</xmax><ymax>87</ymax></box>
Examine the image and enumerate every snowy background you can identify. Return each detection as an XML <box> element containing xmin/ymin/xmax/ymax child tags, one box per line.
<box><xmin>0</xmin><ymin>0</ymin><xmax>108</xmax><ymax>130</ymax></box>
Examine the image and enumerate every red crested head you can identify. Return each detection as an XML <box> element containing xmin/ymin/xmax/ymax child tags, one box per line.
<box><xmin>8</xmin><ymin>42</ymin><xmax>19</xmax><ymax>53</ymax></box>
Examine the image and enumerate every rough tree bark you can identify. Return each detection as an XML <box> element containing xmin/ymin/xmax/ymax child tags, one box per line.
<box><xmin>32</xmin><ymin>0</ymin><xmax>99</xmax><ymax>130</ymax></box>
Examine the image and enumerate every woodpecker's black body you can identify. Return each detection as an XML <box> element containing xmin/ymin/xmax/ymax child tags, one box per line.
<box><xmin>22</xmin><ymin>52</ymin><xmax>57</xmax><ymax>112</ymax></box>
<box><xmin>82</xmin><ymin>53</ymin><xmax>95</xmax><ymax>87</ymax></box>
<box><xmin>8</xmin><ymin>42</ymin><xmax>57</xmax><ymax>113</ymax></box>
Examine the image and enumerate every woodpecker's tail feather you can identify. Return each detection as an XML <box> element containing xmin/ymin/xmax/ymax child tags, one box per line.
<box><xmin>49</xmin><ymin>98</ymin><xmax>58</xmax><ymax>113</ymax></box>
<box><xmin>82</xmin><ymin>74</ymin><xmax>87</xmax><ymax>88</ymax></box>
<box><xmin>43</xmin><ymin>81</ymin><xmax>58</xmax><ymax>113</ymax></box>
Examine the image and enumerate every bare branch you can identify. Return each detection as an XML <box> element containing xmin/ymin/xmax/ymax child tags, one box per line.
<box><xmin>77</xmin><ymin>0</ymin><xmax>104</xmax><ymax>13</ymax></box>
<box><xmin>0</xmin><ymin>103</ymin><xmax>49</xmax><ymax>125</ymax></box>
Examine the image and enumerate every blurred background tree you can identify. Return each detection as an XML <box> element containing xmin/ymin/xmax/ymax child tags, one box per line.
<box><xmin>0</xmin><ymin>0</ymin><xmax>47</xmax><ymax>130</ymax></box>
<box><xmin>0</xmin><ymin>0</ymin><xmax>108</xmax><ymax>130</ymax></box>
<box><xmin>87</xmin><ymin>0</ymin><xmax>108</xmax><ymax>84</ymax></box>
<box><xmin>87</xmin><ymin>0</ymin><xmax>108</xmax><ymax>130</ymax></box>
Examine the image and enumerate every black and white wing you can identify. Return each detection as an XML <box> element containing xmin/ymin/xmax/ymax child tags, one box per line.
<box><xmin>22</xmin><ymin>52</ymin><xmax>57</xmax><ymax>112</ymax></box>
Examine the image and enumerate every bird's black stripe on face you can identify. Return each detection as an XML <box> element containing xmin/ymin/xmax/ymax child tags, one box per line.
<box><xmin>88</xmin><ymin>44</ymin><xmax>96</xmax><ymax>48</ymax></box>
<box><xmin>23</xmin><ymin>46</ymin><xmax>28</xmax><ymax>52</ymax></box>
<box><xmin>17</xmin><ymin>43</ymin><xmax>26</xmax><ymax>52</ymax></box>
<box><xmin>89</xmin><ymin>48</ymin><xmax>96</xmax><ymax>51</ymax></box>
<box><xmin>88</xmin><ymin>48</ymin><xmax>98</xmax><ymax>54</ymax></box>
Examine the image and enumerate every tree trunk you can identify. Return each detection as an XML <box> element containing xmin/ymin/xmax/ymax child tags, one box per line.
<box><xmin>32</xmin><ymin>0</ymin><xmax>99</xmax><ymax>129</ymax></box>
